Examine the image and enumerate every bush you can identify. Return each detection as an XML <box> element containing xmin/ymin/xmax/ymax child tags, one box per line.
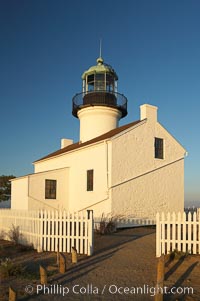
<box><xmin>0</xmin><ymin>230</ymin><xmax>6</xmax><ymax>240</ymax></box>
<box><xmin>8</xmin><ymin>224</ymin><xmax>21</xmax><ymax>245</ymax></box>
<box><xmin>169</xmin><ymin>249</ymin><xmax>189</xmax><ymax>261</ymax></box>
<box><xmin>0</xmin><ymin>258</ymin><xmax>23</xmax><ymax>278</ymax></box>
<box><xmin>97</xmin><ymin>214</ymin><xmax>117</xmax><ymax>235</ymax></box>
<box><xmin>18</xmin><ymin>243</ymin><xmax>34</xmax><ymax>252</ymax></box>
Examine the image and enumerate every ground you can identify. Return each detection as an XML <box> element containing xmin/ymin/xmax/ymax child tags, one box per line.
<box><xmin>0</xmin><ymin>227</ymin><xmax>200</xmax><ymax>301</ymax></box>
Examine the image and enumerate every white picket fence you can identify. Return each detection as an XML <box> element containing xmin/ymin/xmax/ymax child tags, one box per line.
<box><xmin>115</xmin><ymin>217</ymin><xmax>156</xmax><ymax>228</ymax></box>
<box><xmin>0</xmin><ymin>209</ymin><xmax>94</xmax><ymax>256</ymax></box>
<box><xmin>94</xmin><ymin>216</ymin><xmax>156</xmax><ymax>230</ymax></box>
<box><xmin>156</xmin><ymin>212</ymin><xmax>200</xmax><ymax>257</ymax></box>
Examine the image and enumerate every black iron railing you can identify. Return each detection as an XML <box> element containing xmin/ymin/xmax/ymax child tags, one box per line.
<box><xmin>72</xmin><ymin>91</ymin><xmax>127</xmax><ymax>118</ymax></box>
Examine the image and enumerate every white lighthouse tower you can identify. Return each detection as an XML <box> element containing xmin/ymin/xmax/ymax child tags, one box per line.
<box><xmin>72</xmin><ymin>56</ymin><xmax>128</xmax><ymax>142</ymax></box>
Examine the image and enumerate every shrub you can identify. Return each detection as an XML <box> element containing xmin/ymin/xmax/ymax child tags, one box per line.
<box><xmin>169</xmin><ymin>249</ymin><xmax>189</xmax><ymax>261</ymax></box>
<box><xmin>8</xmin><ymin>224</ymin><xmax>21</xmax><ymax>245</ymax></box>
<box><xmin>97</xmin><ymin>214</ymin><xmax>117</xmax><ymax>235</ymax></box>
<box><xmin>0</xmin><ymin>230</ymin><xmax>6</xmax><ymax>240</ymax></box>
<box><xmin>0</xmin><ymin>258</ymin><xmax>23</xmax><ymax>278</ymax></box>
<box><xmin>18</xmin><ymin>243</ymin><xmax>34</xmax><ymax>252</ymax></box>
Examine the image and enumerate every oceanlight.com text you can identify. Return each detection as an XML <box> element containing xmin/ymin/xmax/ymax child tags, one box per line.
<box><xmin>24</xmin><ymin>283</ymin><xmax>194</xmax><ymax>297</ymax></box>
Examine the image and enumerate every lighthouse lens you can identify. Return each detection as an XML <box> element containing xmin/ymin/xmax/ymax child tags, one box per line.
<box><xmin>95</xmin><ymin>73</ymin><xmax>105</xmax><ymax>91</ymax></box>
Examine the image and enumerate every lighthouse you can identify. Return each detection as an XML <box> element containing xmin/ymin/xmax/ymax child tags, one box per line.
<box><xmin>72</xmin><ymin>56</ymin><xmax>128</xmax><ymax>142</ymax></box>
<box><xmin>11</xmin><ymin>51</ymin><xmax>186</xmax><ymax>222</ymax></box>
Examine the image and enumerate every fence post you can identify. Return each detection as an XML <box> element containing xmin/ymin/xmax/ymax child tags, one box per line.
<box><xmin>72</xmin><ymin>247</ymin><xmax>78</xmax><ymax>263</ymax></box>
<box><xmin>38</xmin><ymin>210</ymin><xmax>44</xmax><ymax>253</ymax></box>
<box><xmin>156</xmin><ymin>212</ymin><xmax>161</xmax><ymax>257</ymax></box>
<box><xmin>40</xmin><ymin>265</ymin><xmax>47</xmax><ymax>284</ymax></box>
<box><xmin>87</xmin><ymin>210</ymin><xmax>94</xmax><ymax>256</ymax></box>
<box><xmin>9</xmin><ymin>287</ymin><xmax>17</xmax><ymax>301</ymax></box>
<box><xmin>155</xmin><ymin>254</ymin><xmax>165</xmax><ymax>301</ymax></box>
<box><xmin>59</xmin><ymin>253</ymin><xmax>66</xmax><ymax>273</ymax></box>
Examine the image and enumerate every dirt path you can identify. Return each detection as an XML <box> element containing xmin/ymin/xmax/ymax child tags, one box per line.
<box><xmin>0</xmin><ymin>227</ymin><xmax>200</xmax><ymax>301</ymax></box>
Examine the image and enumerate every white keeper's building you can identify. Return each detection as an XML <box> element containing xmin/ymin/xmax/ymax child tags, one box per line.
<box><xmin>11</xmin><ymin>56</ymin><xmax>186</xmax><ymax>219</ymax></box>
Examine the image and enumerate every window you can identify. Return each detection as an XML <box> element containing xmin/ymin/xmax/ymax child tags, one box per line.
<box><xmin>87</xmin><ymin>74</ymin><xmax>94</xmax><ymax>91</ymax></box>
<box><xmin>95</xmin><ymin>73</ymin><xmax>105</xmax><ymax>91</ymax></box>
<box><xmin>45</xmin><ymin>179</ymin><xmax>57</xmax><ymax>199</ymax></box>
<box><xmin>155</xmin><ymin>138</ymin><xmax>164</xmax><ymax>159</ymax></box>
<box><xmin>87</xmin><ymin>170</ymin><xmax>94</xmax><ymax>191</ymax></box>
<box><xmin>86</xmin><ymin>73</ymin><xmax>107</xmax><ymax>92</ymax></box>
<box><xmin>106</xmin><ymin>73</ymin><xmax>114</xmax><ymax>92</ymax></box>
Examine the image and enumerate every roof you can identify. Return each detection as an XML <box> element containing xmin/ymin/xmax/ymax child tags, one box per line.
<box><xmin>82</xmin><ymin>57</ymin><xmax>118</xmax><ymax>80</ymax></box>
<box><xmin>34</xmin><ymin>120</ymin><xmax>143</xmax><ymax>163</ymax></box>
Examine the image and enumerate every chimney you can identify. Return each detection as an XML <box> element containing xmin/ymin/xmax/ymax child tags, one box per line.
<box><xmin>61</xmin><ymin>138</ymin><xmax>73</xmax><ymax>149</ymax></box>
<box><xmin>140</xmin><ymin>104</ymin><xmax>158</xmax><ymax>122</ymax></box>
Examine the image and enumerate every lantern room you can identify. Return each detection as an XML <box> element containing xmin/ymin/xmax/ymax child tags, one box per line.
<box><xmin>82</xmin><ymin>57</ymin><xmax>118</xmax><ymax>93</ymax></box>
<box><xmin>72</xmin><ymin>57</ymin><xmax>128</xmax><ymax>118</ymax></box>
<box><xmin>72</xmin><ymin>56</ymin><xmax>128</xmax><ymax>142</ymax></box>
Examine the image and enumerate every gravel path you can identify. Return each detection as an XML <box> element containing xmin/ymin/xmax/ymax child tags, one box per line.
<box><xmin>19</xmin><ymin>227</ymin><xmax>157</xmax><ymax>301</ymax></box>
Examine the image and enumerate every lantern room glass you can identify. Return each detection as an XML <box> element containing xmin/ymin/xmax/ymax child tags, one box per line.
<box><xmin>84</xmin><ymin>73</ymin><xmax>116</xmax><ymax>93</ymax></box>
<box><xmin>95</xmin><ymin>74</ymin><xmax>104</xmax><ymax>91</ymax></box>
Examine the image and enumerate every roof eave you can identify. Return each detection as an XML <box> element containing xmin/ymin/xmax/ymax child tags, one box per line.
<box><xmin>33</xmin><ymin>119</ymin><xmax>144</xmax><ymax>164</ymax></box>
<box><xmin>33</xmin><ymin>139</ymin><xmax>109</xmax><ymax>165</ymax></box>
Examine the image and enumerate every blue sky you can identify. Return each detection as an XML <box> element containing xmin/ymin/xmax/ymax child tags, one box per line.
<box><xmin>0</xmin><ymin>0</ymin><xmax>199</xmax><ymax>206</ymax></box>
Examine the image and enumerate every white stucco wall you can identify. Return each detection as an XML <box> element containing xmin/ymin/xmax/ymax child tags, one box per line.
<box><xmin>11</xmin><ymin>176</ymin><xmax>29</xmax><ymax>210</ymax></box>
<box><xmin>28</xmin><ymin>168</ymin><xmax>69</xmax><ymax>210</ymax></box>
<box><xmin>78</xmin><ymin>106</ymin><xmax>121</xmax><ymax>142</ymax></box>
<box><xmin>111</xmin><ymin>119</ymin><xmax>186</xmax><ymax>219</ymax></box>
<box><xmin>111</xmin><ymin>159</ymin><xmax>184</xmax><ymax>219</ymax></box>
<box><xmin>11</xmin><ymin>168</ymin><xmax>69</xmax><ymax>211</ymax></box>
<box><xmin>34</xmin><ymin>142</ymin><xmax>112</xmax><ymax>216</ymax></box>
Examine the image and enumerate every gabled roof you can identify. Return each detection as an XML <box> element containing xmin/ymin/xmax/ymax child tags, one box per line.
<box><xmin>34</xmin><ymin>120</ymin><xmax>143</xmax><ymax>163</ymax></box>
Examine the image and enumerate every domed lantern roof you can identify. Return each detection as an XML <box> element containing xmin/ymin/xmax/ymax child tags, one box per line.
<box><xmin>81</xmin><ymin>57</ymin><xmax>118</xmax><ymax>81</ymax></box>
